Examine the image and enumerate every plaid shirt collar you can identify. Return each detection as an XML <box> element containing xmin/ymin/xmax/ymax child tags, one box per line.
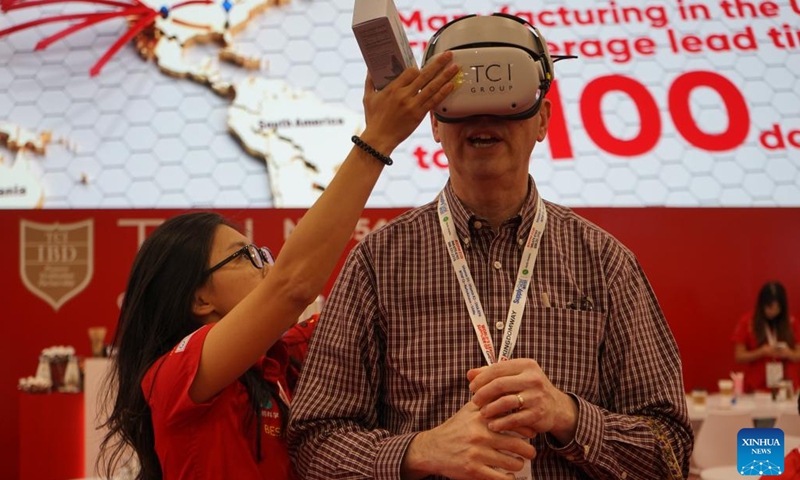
<box><xmin>442</xmin><ymin>175</ymin><xmax>541</xmax><ymax>243</ymax></box>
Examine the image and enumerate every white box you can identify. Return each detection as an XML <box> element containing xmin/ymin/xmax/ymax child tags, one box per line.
<box><xmin>352</xmin><ymin>0</ymin><xmax>417</xmax><ymax>90</ymax></box>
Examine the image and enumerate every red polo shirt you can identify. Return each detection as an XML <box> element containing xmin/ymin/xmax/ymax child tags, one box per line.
<box><xmin>142</xmin><ymin>316</ymin><xmax>318</xmax><ymax>480</ymax></box>
<box><xmin>763</xmin><ymin>448</ymin><xmax>800</xmax><ymax>479</ymax></box>
<box><xmin>731</xmin><ymin>313</ymin><xmax>800</xmax><ymax>392</ymax></box>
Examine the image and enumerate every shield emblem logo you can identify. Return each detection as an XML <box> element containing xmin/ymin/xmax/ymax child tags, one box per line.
<box><xmin>19</xmin><ymin>219</ymin><xmax>94</xmax><ymax>311</ymax></box>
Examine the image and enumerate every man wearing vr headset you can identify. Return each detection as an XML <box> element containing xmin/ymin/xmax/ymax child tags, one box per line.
<box><xmin>289</xmin><ymin>13</ymin><xmax>692</xmax><ymax>480</ymax></box>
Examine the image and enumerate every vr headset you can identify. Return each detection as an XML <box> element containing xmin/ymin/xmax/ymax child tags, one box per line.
<box><xmin>422</xmin><ymin>13</ymin><xmax>565</xmax><ymax>123</ymax></box>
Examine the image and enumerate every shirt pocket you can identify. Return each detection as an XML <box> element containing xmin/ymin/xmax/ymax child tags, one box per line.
<box><xmin>517</xmin><ymin>307</ymin><xmax>606</xmax><ymax>402</ymax></box>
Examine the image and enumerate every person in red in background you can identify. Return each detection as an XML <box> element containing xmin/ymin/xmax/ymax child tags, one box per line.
<box><xmin>733</xmin><ymin>281</ymin><xmax>800</xmax><ymax>393</ymax></box>
<box><xmin>769</xmin><ymin>444</ymin><xmax>800</xmax><ymax>479</ymax></box>
<box><xmin>97</xmin><ymin>53</ymin><xmax>459</xmax><ymax>480</ymax></box>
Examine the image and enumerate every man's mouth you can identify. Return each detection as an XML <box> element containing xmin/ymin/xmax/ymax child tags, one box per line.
<box><xmin>468</xmin><ymin>134</ymin><xmax>500</xmax><ymax>147</ymax></box>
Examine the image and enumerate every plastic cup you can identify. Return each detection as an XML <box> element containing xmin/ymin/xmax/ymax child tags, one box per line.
<box><xmin>719</xmin><ymin>379</ymin><xmax>734</xmax><ymax>407</ymax></box>
<box><xmin>731</xmin><ymin>372</ymin><xmax>745</xmax><ymax>398</ymax></box>
<box><xmin>691</xmin><ymin>389</ymin><xmax>708</xmax><ymax>409</ymax></box>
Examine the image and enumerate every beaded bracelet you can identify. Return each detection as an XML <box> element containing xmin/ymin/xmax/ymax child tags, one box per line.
<box><xmin>351</xmin><ymin>135</ymin><xmax>393</xmax><ymax>166</ymax></box>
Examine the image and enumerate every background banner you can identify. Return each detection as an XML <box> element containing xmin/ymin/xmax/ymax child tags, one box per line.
<box><xmin>1</xmin><ymin>0</ymin><xmax>799</xmax><ymax>208</ymax></box>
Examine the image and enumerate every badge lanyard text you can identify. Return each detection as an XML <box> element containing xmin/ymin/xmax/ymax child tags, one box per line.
<box><xmin>437</xmin><ymin>193</ymin><xmax>547</xmax><ymax>365</ymax></box>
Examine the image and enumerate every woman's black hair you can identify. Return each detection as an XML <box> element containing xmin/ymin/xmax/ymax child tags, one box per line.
<box><xmin>98</xmin><ymin>212</ymin><xmax>285</xmax><ymax>479</ymax></box>
<box><xmin>752</xmin><ymin>281</ymin><xmax>792</xmax><ymax>347</ymax></box>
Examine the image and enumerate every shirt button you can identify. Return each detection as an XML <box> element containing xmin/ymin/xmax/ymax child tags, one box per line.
<box><xmin>493</xmin><ymin>261</ymin><xmax>502</xmax><ymax>270</ymax></box>
<box><xmin>462</xmin><ymin>237</ymin><xmax>470</xmax><ymax>245</ymax></box>
<box><xmin>473</xmin><ymin>220</ymin><xmax>483</xmax><ymax>229</ymax></box>
<box><xmin>518</xmin><ymin>238</ymin><xmax>525</xmax><ymax>246</ymax></box>
<box><xmin>621</xmin><ymin>473</ymin><xmax>627</xmax><ymax>479</ymax></box>
<box><xmin>495</xmin><ymin>321</ymin><xmax>504</xmax><ymax>330</ymax></box>
<box><xmin>565</xmin><ymin>455</ymin><xmax>575</xmax><ymax>461</ymax></box>
<box><xmin>584</xmin><ymin>445</ymin><xmax>590</xmax><ymax>456</ymax></box>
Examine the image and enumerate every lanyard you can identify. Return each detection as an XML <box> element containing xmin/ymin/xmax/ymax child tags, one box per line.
<box><xmin>437</xmin><ymin>192</ymin><xmax>547</xmax><ymax>365</ymax></box>
<box><xmin>277</xmin><ymin>379</ymin><xmax>291</xmax><ymax>406</ymax></box>
<box><xmin>765</xmin><ymin>325</ymin><xmax>777</xmax><ymax>347</ymax></box>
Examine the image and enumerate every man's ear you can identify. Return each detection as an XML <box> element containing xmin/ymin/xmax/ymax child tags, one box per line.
<box><xmin>536</xmin><ymin>99</ymin><xmax>551</xmax><ymax>142</ymax></box>
<box><xmin>431</xmin><ymin>112</ymin><xmax>441</xmax><ymax>143</ymax></box>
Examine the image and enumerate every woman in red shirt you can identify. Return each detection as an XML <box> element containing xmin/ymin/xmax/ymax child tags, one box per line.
<box><xmin>733</xmin><ymin>281</ymin><xmax>800</xmax><ymax>392</ymax></box>
<box><xmin>99</xmin><ymin>55</ymin><xmax>459</xmax><ymax>480</ymax></box>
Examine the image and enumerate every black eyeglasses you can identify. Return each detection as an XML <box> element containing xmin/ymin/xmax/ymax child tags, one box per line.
<box><xmin>204</xmin><ymin>244</ymin><xmax>274</xmax><ymax>276</ymax></box>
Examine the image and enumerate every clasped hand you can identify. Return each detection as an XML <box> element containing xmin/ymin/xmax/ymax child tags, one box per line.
<box><xmin>761</xmin><ymin>344</ymin><xmax>792</xmax><ymax>360</ymax></box>
<box><xmin>468</xmin><ymin>358</ymin><xmax>579</xmax><ymax>445</ymax></box>
<box><xmin>407</xmin><ymin>359</ymin><xmax>578</xmax><ymax>480</ymax></box>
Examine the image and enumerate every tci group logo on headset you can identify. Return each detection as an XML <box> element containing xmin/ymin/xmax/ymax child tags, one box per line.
<box><xmin>468</xmin><ymin>64</ymin><xmax>514</xmax><ymax>94</ymax></box>
<box><xmin>738</xmin><ymin>428</ymin><xmax>785</xmax><ymax>476</ymax></box>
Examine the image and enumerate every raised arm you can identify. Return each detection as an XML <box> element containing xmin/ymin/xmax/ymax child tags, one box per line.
<box><xmin>191</xmin><ymin>53</ymin><xmax>458</xmax><ymax>403</ymax></box>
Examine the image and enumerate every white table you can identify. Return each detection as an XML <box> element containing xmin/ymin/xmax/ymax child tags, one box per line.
<box><xmin>700</xmin><ymin>465</ymin><xmax>744</xmax><ymax>480</ymax></box>
<box><xmin>700</xmin><ymin>465</ymin><xmax>743</xmax><ymax>480</ymax></box>
<box><xmin>688</xmin><ymin>393</ymin><xmax>798</xmax><ymax>422</ymax></box>
<box><xmin>702</xmin><ymin>463</ymin><xmax>792</xmax><ymax>479</ymax></box>
<box><xmin>700</xmin><ymin>441</ymin><xmax>800</xmax><ymax>479</ymax></box>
